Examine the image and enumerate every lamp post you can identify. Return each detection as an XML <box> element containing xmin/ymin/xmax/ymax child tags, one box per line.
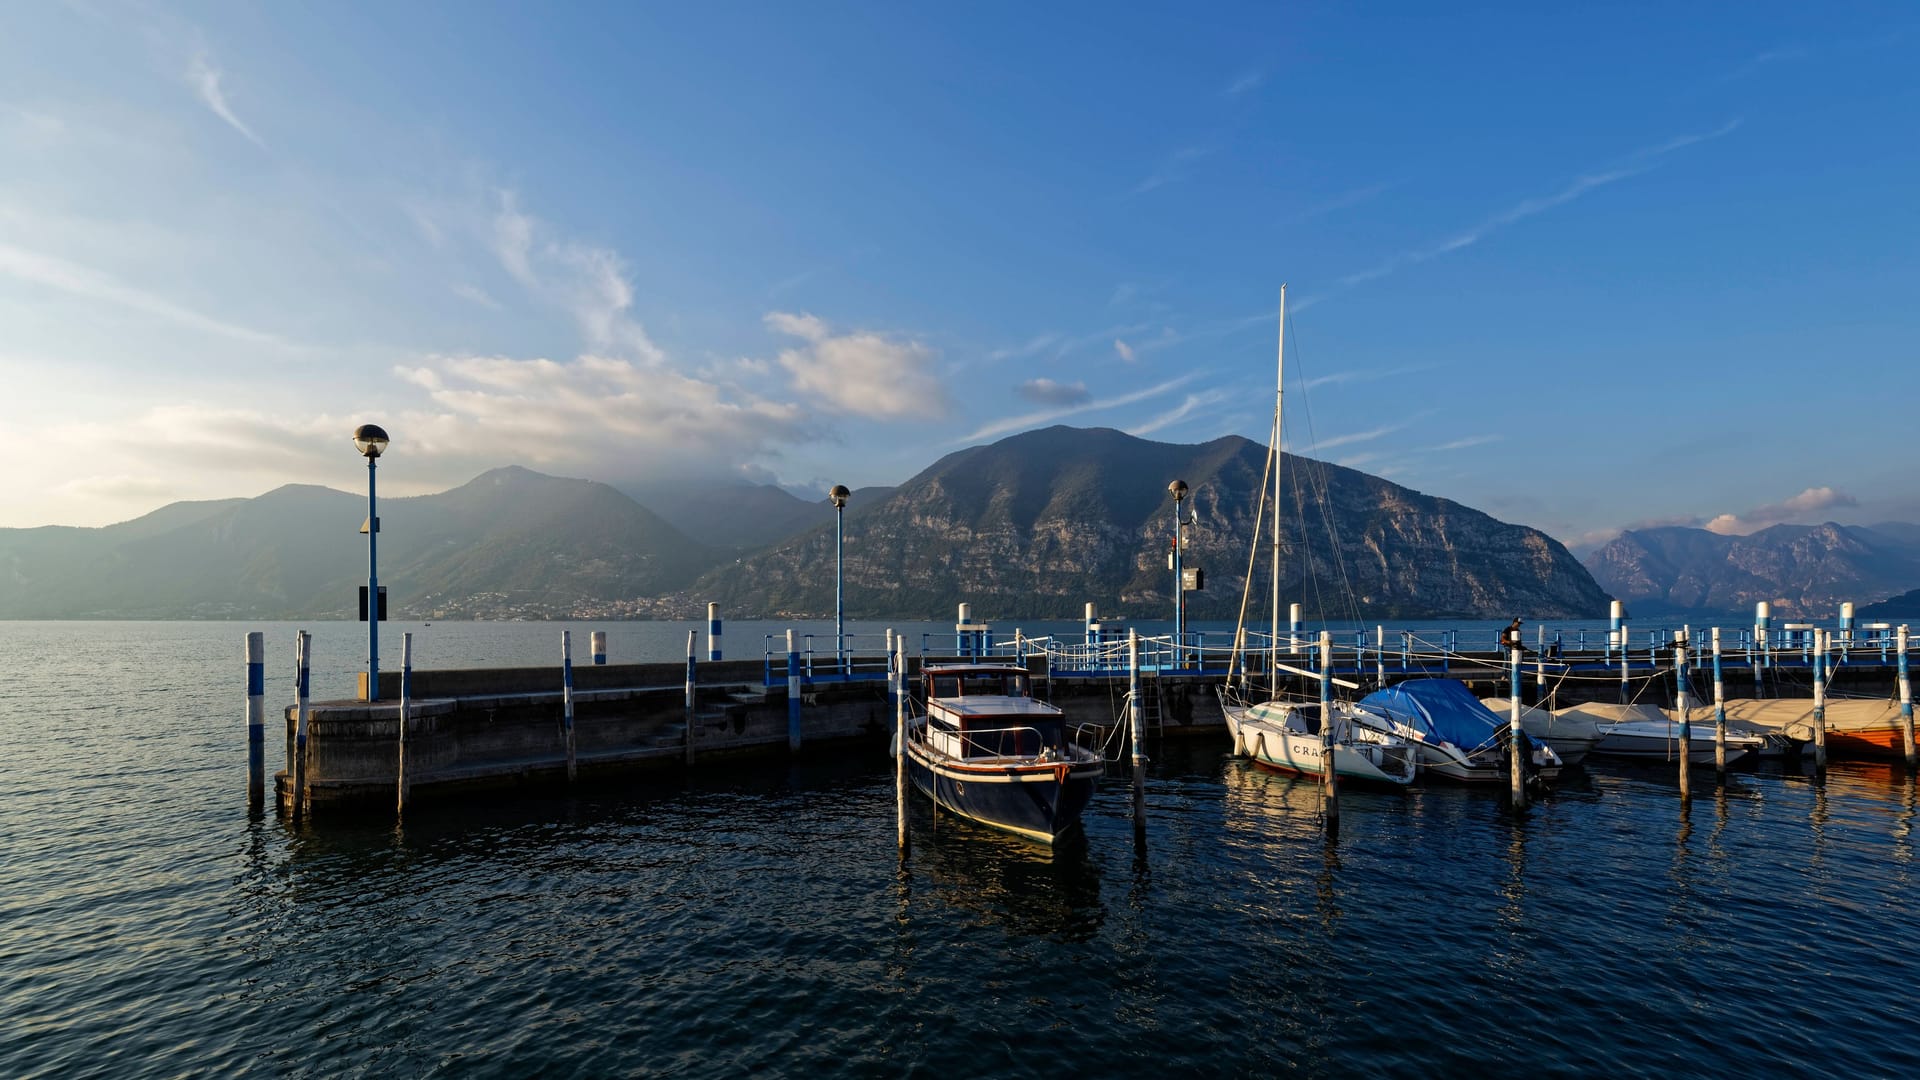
<box><xmin>354</xmin><ymin>424</ymin><xmax>389</xmax><ymax>701</ymax></box>
<box><xmin>1169</xmin><ymin>479</ymin><xmax>1189</xmax><ymax>667</ymax></box>
<box><xmin>830</xmin><ymin>484</ymin><xmax>850</xmax><ymax>675</ymax></box>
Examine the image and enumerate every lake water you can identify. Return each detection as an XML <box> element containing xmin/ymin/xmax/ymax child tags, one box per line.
<box><xmin>2</xmin><ymin>620</ymin><xmax>1916</xmax><ymax>1078</ymax></box>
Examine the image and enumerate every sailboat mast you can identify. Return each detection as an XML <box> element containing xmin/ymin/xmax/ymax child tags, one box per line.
<box><xmin>1269</xmin><ymin>284</ymin><xmax>1286</xmax><ymax>688</ymax></box>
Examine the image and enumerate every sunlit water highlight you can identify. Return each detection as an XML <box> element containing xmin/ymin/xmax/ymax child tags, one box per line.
<box><xmin>1</xmin><ymin>621</ymin><xmax>1916</xmax><ymax>1078</ymax></box>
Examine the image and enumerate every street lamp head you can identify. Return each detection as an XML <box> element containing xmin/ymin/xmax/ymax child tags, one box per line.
<box><xmin>353</xmin><ymin>424</ymin><xmax>390</xmax><ymax>459</ymax></box>
<box><xmin>829</xmin><ymin>484</ymin><xmax>850</xmax><ymax>509</ymax></box>
<box><xmin>1169</xmin><ymin>479</ymin><xmax>1189</xmax><ymax>502</ymax></box>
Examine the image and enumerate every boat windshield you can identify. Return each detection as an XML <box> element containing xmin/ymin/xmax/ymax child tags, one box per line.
<box><xmin>929</xmin><ymin>671</ymin><xmax>1029</xmax><ymax>699</ymax></box>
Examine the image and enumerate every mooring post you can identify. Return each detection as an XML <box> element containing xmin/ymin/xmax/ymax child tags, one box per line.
<box><xmin>1375</xmin><ymin>625</ymin><xmax>1385</xmax><ymax>688</ymax></box>
<box><xmin>1509</xmin><ymin>644</ymin><xmax>1527</xmax><ymax>810</ymax></box>
<box><xmin>707</xmin><ymin>603</ymin><xmax>722</xmax><ymax>661</ymax></box>
<box><xmin>1712</xmin><ymin>627</ymin><xmax>1727</xmax><ymax>781</ymax></box>
<box><xmin>1812</xmin><ymin>628</ymin><xmax>1827</xmax><ymax>772</ymax></box>
<box><xmin>1898</xmin><ymin>625</ymin><xmax>1915</xmax><ymax>770</ymax></box>
<box><xmin>590</xmin><ymin>630</ymin><xmax>607</xmax><ymax>666</ymax></box>
<box><xmin>1755</xmin><ymin>601</ymin><xmax>1771</xmax><ymax>695</ymax></box>
<box><xmin>684</xmin><ymin>629</ymin><xmax>697</xmax><ymax>766</ymax></box>
<box><xmin>894</xmin><ymin>628</ymin><xmax>908</xmax><ymax>855</ymax></box>
<box><xmin>561</xmin><ymin>630</ymin><xmax>577</xmax><ymax>782</ymax></box>
<box><xmin>1321</xmin><ymin>629</ymin><xmax>1340</xmax><ymax>825</ymax></box>
<box><xmin>1129</xmin><ymin>629</ymin><xmax>1145</xmax><ymax>830</ymax></box>
<box><xmin>245</xmin><ymin>632</ymin><xmax>265</xmax><ymax>807</ymax></box>
<box><xmin>787</xmin><ymin>628</ymin><xmax>803</xmax><ymax>754</ymax></box>
<box><xmin>1839</xmin><ymin>601</ymin><xmax>1855</xmax><ymax>646</ymax></box>
<box><xmin>1535</xmin><ymin>624</ymin><xmax>1546</xmax><ymax>705</ymax></box>
<box><xmin>293</xmin><ymin>630</ymin><xmax>310</xmax><ymax>820</ymax></box>
<box><xmin>398</xmin><ymin>632</ymin><xmax>412</xmax><ymax>815</ymax></box>
<box><xmin>956</xmin><ymin>602</ymin><xmax>973</xmax><ymax>659</ymax></box>
<box><xmin>1676</xmin><ymin>639</ymin><xmax>1692</xmax><ymax>802</ymax></box>
<box><xmin>1618</xmin><ymin>617</ymin><xmax>1631</xmax><ymax>704</ymax></box>
<box><xmin>1608</xmin><ymin>599</ymin><xmax>1623</xmax><ymax>662</ymax></box>
<box><xmin>1289</xmin><ymin>603</ymin><xmax>1303</xmax><ymax>654</ymax></box>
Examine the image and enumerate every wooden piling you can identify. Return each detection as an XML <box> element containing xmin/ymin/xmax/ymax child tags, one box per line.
<box><xmin>245</xmin><ymin>631</ymin><xmax>264</xmax><ymax>808</ymax></box>
<box><xmin>684</xmin><ymin>629</ymin><xmax>697</xmax><ymax>766</ymax></box>
<box><xmin>1675</xmin><ymin>640</ymin><xmax>1692</xmax><ymax>802</ymax></box>
<box><xmin>293</xmin><ymin>630</ymin><xmax>310</xmax><ymax>820</ymax></box>
<box><xmin>1812</xmin><ymin>628</ymin><xmax>1828</xmax><ymax>772</ymax></box>
<box><xmin>398</xmin><ymin>632</ymin><xmax>412</xmax><ymax>815</ymax></box>
<box><xmin>1508</xmin><ymin>645</ymin><xmax>1527</xmax><ymax>810</ymax></box>
<box><xmin>1711</xmin><ymin>627</ymin><xmax>1727</xmax><ymax>781</ymax></box>
<box><xmin>1129</xmin><ymin>629</ymin><xmax>1145</xmax><ymax>831</ymax></box>
<box><xmin>561</xmin><ymin>630</ymin><xmax>577</xmax><ymax>782</ymax></box>
<box><xmin>1899</xmin><ymin>625</ymin><xmax>1915</xmax><ymax>770</ymax></box>
<box><xmin>1321</xmin><ymin>630</ymin><xmax>1340</xmax><ymax>825</ymax></box>
<box><xmin>893</xmin><ymin>628</ymin><xmax>908</xmax><ymax>855</ymax></box>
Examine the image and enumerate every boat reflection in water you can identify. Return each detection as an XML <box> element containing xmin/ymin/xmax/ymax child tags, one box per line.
<box><xmin>915</xmin><ymin>813</ymin><xmax>1105</xmax><ymax>941</ymax></box>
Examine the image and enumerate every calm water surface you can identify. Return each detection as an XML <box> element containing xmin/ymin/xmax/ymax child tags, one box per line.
<box><xmin>1</xmin><ymin>621</ymin><xmax>1916</xmax><ymax>1078</ymax></box>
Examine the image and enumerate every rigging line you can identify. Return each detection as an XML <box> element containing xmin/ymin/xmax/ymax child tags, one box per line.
<box><xmin>1227</xmin><ymin>406</ymin><xmax>1278</xmax><ymax>686</ymax></box>
<box><xmin>1282</xmin><ymin>318</ymin><xmax>1365</xmax><ymax>631</ymax></box>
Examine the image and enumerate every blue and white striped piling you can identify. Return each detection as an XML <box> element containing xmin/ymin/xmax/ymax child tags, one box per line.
<box><xmin>1676</xmin><ymin>638</ymin><xmax>1692</xmax><ymax>801</ymax></box>
<box><xmin>1509</xmin><ymin>642</ymin><xmax>1526</xmax><ymax>809</ymax></box>
<box><xmin>1322</xmin><ymin>629</ymin><xmax>1340</xmax><ymax>825</ymax></box>
<box><xmin>787</xmin><ymin>628</ymin><xmax>802</xmax><ymax>754</ymax></box>
<box><xmin>708</xmin><ymin>603</ymin><xmax>722</xmax><ymax>662</ymax></box>
<box><xmin>1608</xmin><ymin>600</ymin><xmax>1623</xmax><ymax>662</ymax></box>
<box><xmin>1289</xmin><ymin>603</ymin><xmax>1303</xmax><ymax>654</ymax></box>
<box><xmin>1128</xmin><ymin>629</ymin><xmax>1145</xmax><ymax>831</ymax></box>
<box><xmin>562</xmin><ymin>630</ymin><xmax>577</xmax><ymax>782</ymax></box>
<box><xmin>1085</xmin><ymin>603</ymin><xmax>1099</xmax><ymax>652</ymax></box>
<box><xmin>1535</xmin><ymin>624</ymin><xmax>1546</xmax><ymax>703</ymax></box>
<box><xmin>293</xmin><ymin>630</ymin><xmax>311</xmax><ymax>819</ymax></box>
<box><xmin>245</xmin><ymin>632</ymin><xmax>264</xmax><ymax>806</ymax></box>
<box><xmin>1839</xmin><ymin>602</ymin><xmax>1855</xmax><ymax>645</ymax></box>
<box><xmin>398</xmin><ymin>632</ymin><xmax>412</xmax><ymax>815</ymax></box>
<box><xmin>1812</xmin><ymin>628</ymin><xmax>1827</xmax><ymax>771</ymax></box>
<box><xmin>590</xmin><ymin>630</ymin><xmax>607</xmax><ymax>666</ymax></box>
<box><xmin>885</xmin><ymin>630</ymin><xmax>897</xmax><ymax>717</ymax></box>
<box><xmin>1898</xmin><ymin>625</ymin><xmax>1914</xmax><ymax>770</ymax></box>
<box><xmin>1375</xmin><ymin>625</ymin><xmax>1386</xmax><ymax>689</ymax></box>
<box><xmin>685</xmin><ymin>629</ymin><xmax>697</xmax><ymax>766</ymax></box>
<box><xmin>1755</xmin><ymin>601</ymin><xmax>1771</xmax><ymax>695</ymax></box>
<box><xmin>1712</xmin><ymin>627</ymin><xmax>1728</xmax><ymax>780</ymax></box>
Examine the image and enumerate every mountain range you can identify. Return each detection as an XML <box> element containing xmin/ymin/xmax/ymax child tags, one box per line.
<box><xmin>0</xmin><ymin>426</ymin><xmax>1612</xmax><ymax>620</ymax></box>
<box><xmin>1582</xmin><ymin>522</ymin><xmax>1920</xmax><ymax>619</ymax></box>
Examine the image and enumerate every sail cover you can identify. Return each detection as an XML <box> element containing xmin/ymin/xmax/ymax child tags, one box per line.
<box><xmin>1358</xmin><ymin>679</ymin><xmax>1534</xmax><ymax>753</ymax></box>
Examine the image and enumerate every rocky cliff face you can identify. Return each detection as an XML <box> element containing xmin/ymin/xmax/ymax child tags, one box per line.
<box><xmin>690</xmin><ymin>426</ymin><xmax>1609</xmax><ymax>620</ymax></box>
<box><xmin>1585</xmin><ymin>522</ymin><xmax>1920</xmax><ymax>618</ymax></box>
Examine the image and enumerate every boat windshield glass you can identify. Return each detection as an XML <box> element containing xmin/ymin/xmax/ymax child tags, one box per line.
<box><xmin>929</xmin><ymin>672</ymin><xmax>1028</xmax><ymax>698</ymax></box>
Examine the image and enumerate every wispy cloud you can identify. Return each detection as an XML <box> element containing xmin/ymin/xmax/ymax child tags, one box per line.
<box><xmin>1224</xmin><ymin>70</ymin><xmax>1264</xmax><ymax>97</ymax></box>
<box><xmin>1016</xmin><ymin>378</ymin><xmax>1091</xmax><ymax>407</ymax></box>
<box><xmin>1337</xmin><ymin>119</ymin><xmax>1742</xmax><ymax>290</ymax></box>
<box><xmin>0</xmin><ymin>241</ymin><xmax>291</xmax><ymax>347</ymax></box>
<box><xmin>451</xmin><ymin>283</ymin><xmax>501</xmax><ymax>309</ymax></box>
<box><xmin>1128</xmin><ymin>390</ymin><xmax>1229</xmax><ymax>436</ymax></box>
<box><xmin>186</xmin><ymin>52</ymin><xmax>265</xmax><ymax>149</ymax></box>
<box><xmin>488</xmin><ymin>190</ymin><xmax>665</xmax><ymax>363</ymax></box>
<box><xmin>1301</xmin><ymin>364</ymin><xmax>1433</xmax><ymax>391</ymax></box>
<box><xmin>1309</xmin><ymin>422</ymin><xmax>1409</xmax><ymax>452</ymax></box>
<box><xmin>958</xmin><ymin>373</ymin><xmax>1200</xmax><ymax>444</ymax></box>
<box><xmin>1131</xmin><ymin>145</ymin><xmax>1215</xmax><ymax>196</ymax></box>
<box><xmin>1113</xmin><ymin>338</ymin><xmax>1137</xmax><ymax>363</ymax></box>
<box><xmin>987</xmin><ymin>333</ymin><xmax>1063</xmax><ymax>363</ymax></box>
<box><xmin>1425</xmin><ymin>434</ymin><xmax>1501</xmax><ymax>452</ymax></box>
<box><xmin>1283</xmin><ymin>182</ymin><xmax>1390</xmax><ymax>226</ymax></box>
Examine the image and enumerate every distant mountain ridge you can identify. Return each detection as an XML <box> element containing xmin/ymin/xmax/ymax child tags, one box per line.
<box><xmin>1583</xmin><ymin>521</ymin><xmax>1920</xmax><ymax>618</ymax></box>
<box><xmin>1</xmin><ymin>427</ymin><xmax>1611</xmax><ymax>620</ymax></box>
<box><xmin>685</xmin><ymin>426</ymin><xmax>1608</xmax><ymax>620</ymax></box>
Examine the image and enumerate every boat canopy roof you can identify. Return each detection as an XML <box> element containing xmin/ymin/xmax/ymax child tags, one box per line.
<box><xmin>1359</xmin><ymin>679</ymin><xmax>1525</xmax><ymax>753</ymax></box>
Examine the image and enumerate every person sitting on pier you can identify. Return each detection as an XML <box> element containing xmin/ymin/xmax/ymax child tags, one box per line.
<box><xmin>1502</xmin><ymin>617</ymin><xmax>1528</xmax><ymax>654</ymax></box>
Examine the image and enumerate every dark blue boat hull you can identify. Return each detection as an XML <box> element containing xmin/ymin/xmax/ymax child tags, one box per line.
<box><xmin>905</xmin><ymin>747</ymin><xmax>1099</xmax><ymax>844</ymax></box>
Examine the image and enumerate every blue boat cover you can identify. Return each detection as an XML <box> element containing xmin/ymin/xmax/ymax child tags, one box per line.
<box><xmin>1357</xmin><ymin>679</ymin><xmax>1532</xmax><ymax>753</ymax></box>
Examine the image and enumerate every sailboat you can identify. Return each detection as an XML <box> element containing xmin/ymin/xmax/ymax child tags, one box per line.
<box><xmin>1217</xmin><ymin>285</ymin><xmax>1417</xmax><ymax>787</ymax></box>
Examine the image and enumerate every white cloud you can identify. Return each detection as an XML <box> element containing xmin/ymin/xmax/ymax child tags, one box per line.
<box><xmin>1131</xmin><ymin>145</ymin><xmax>1215</xmax><ymax>196</ymax></box>
<box><xmin>1128</xmin><ymin>390</ymin><xmax>1229</xmax><ymax>436</ymax></box>
<box><xmin>186</xmin><ymin>53</ymin><xmax>266</xmax><ymax>149</ymax></box>
<box><xmin>1016</xmin><ymin>378</ymin><xmax>1092</xmax><ymax>407</ymax></box>
<box><xmin>1225</xmin><ymin>70</ymin><xmax>1264</xmax><ymax>96</ymax></box>
<box><xmin>1704</xmin><ymin>486</ymin><xmax>1859</xmax><ymax>535</ymax></box>
<box><xmin>1114</xmin><ymin>338</ymin><xmax>1137</xmax><ymax>363</ymax></box>
<box><xmin>1426</xmin><ymin>434</ymin><xmax>1501</xmax><ymax>452</ymax></box>
<box><xmin>765</xmin><ymin>311</ymin><xmax>949</xmax><ymax>420</ymax></box>
<box><xmin>451</xmin><ymin>282</ymin><xmax>501</xmax><ymax>308</ymax></box>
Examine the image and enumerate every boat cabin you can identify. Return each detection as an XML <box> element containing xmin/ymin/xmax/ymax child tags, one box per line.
<box><xmin>921</xmin><ymin>664</ymin><xmax>1065</xmax><ymax>760</ymax></box>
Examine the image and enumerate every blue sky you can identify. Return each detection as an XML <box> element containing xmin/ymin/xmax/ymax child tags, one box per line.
<box><xmin>2</xmin><ymin>1</ymin><xmax>1915</xmax><ymax>547</ymax></box>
